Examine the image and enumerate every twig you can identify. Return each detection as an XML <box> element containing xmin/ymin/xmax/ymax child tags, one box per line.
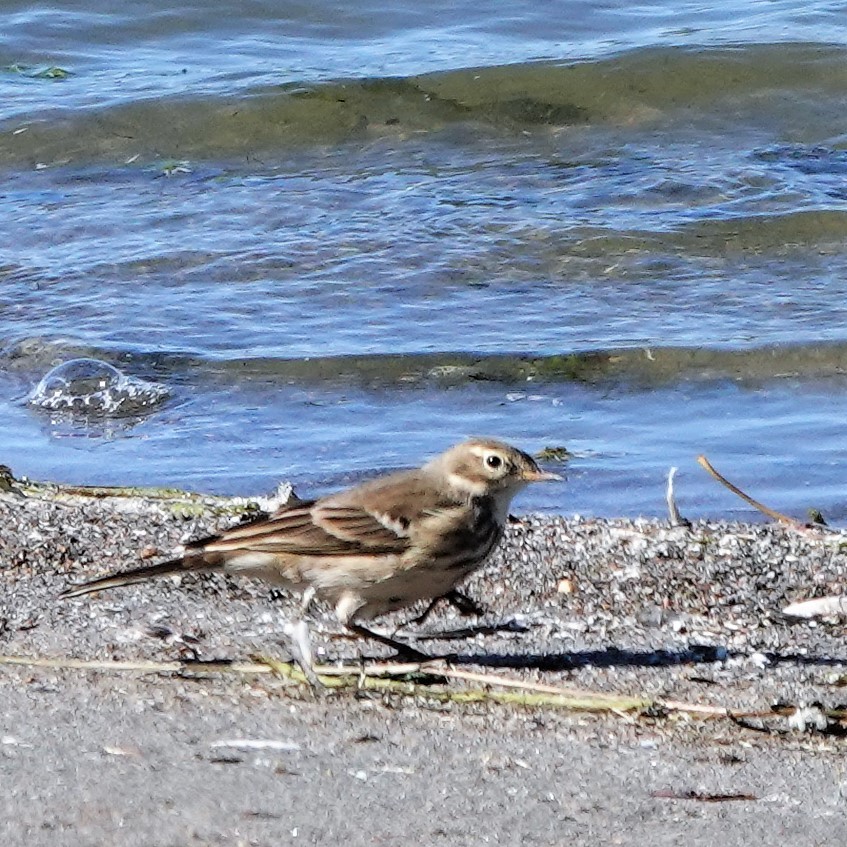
<box><xmin>432</xmin><ymin>666</ymin><xmax>649</xmax><ymax>710</ymax></box>
<box><xmin>0</xmin><ymin>653</ymin><xmax>424</xmax><ymax>678</ymax></box>
<box><xmin>651</xmin><ymin>790</ymin><xmax>757</xmax><ymax>802</ymax></box>
<box><xmin>0</xmin><ymin>653</ymin><xmax>769</xmax><ymax>720</ymax></box>
<box><xmin>659</xmin><ymin>698</ymin><xmax>769</xmax><ymax>719</ymax></box>
<box><xmin>696</xmin><ymin>455</ymin><xmax>802</xmax><ymax>527</ymax></box>
<box><xmin>665</xmin><ymin>467</ymin><xmax>688</xmax><ymax>526</ymax></box>
<box><xmin>0</xmin><ymin>655</ymin><xmax>180</xmax><ymax>672</ymax></box>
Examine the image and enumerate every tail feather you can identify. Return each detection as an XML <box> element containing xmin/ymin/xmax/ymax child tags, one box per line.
<box><xmin>59</xmin><ymin>553</ymin><xmax>216</xmax><ymax>600</ymax></box>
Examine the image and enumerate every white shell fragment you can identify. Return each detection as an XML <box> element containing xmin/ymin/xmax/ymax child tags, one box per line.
<box><xmin>782</xmin><ymin>596</ymin><xmax>847</xmax><ymax>619</ymax></box>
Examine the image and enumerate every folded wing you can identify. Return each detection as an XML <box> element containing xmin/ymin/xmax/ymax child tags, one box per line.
<box><xmin>198</xmin><ymin>500</ymin><xmax>412</xmax><ymax>557</ymax></box>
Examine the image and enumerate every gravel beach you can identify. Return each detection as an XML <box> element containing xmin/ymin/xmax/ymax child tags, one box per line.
<box><xmin>3</xmin><ymin>478</ymin><xmax>847</xmax><ymax>845</ymax></box>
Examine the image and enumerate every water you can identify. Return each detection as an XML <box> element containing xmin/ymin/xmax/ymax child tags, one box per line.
<box><xmin>3</xmin><ymin>1</ymin><xmax>847</xmax><ymax>520</ymax></box>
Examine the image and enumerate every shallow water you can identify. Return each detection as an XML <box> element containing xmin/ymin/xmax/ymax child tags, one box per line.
<box><xmin>3</xmin><ymin>2</ymin><xmax>847</xmax><ymax>520</ymax></box>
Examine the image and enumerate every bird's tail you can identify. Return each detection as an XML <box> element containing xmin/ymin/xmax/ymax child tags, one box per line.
<box><xmin>59</xmin><ymin>551</ymin><xmax>218</xmax><ymax>600</ymax></box>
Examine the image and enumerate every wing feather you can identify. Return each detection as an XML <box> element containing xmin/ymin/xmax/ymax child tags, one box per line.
<box><xmin>201</xmin><ymin>500</ymin><xmax>411</xmax><ymax>557</ymax></box>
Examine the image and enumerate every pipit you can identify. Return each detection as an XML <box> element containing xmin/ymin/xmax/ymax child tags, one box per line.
<box><xmin>61</xmin><ymin>438</ymin><xmax>560</xmax><ymax>664</ymax></box>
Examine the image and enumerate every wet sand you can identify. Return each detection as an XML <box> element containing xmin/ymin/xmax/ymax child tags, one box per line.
<box><xmin>2</xmin><ymin>482</ymin><xmax>847</xmax><ymax>845</ymax></box>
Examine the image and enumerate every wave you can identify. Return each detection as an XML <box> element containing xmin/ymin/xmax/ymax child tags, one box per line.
<box><xmin>2</xmin><ymin>42</ymin><xmax>846</xmax><ymax>168</ymax></box>
<box><xmin>5</xmin><ymin>335</ymin><xmax>847</xmax><ymax>390</ymax></box>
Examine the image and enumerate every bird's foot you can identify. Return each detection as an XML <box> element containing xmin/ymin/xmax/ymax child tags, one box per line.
<box><xmin>445</xmin><ymin>590</ymin><xmax>488</xmax><ymax>618</ymax></box>
<box><xmin>347</xmin><ymin>623</ymin><xmax>441</xmax><ymax>664</ymax></box>
<box><xmin>282</xmin><ymin>619</ymin><xmax>324</xmax><ymax>690</ymax></box>
<box><xmin>404</xmin><ymin>590</ymin><xmax>488</xmax><ymax>628</ymax></box>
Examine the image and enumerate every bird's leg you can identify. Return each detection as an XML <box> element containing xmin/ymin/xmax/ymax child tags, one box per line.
<box><xmin>299</xmin><ymin>586</ymin><xmax>316</xmax><ymax>617</ymax></box>
<box><xmin>346</xmin><ymin>623</ymin><xmax>432</xmax><ymax>663</ymax></box>
<box><xmin>402</xmin><ymin>597</ymin><xmax>441</xmax><ymax>628</ymax></box>
<box><xmin>337</xmin><ymin>592</ymin><xmax>442</xmax><ymax>662</ymax></box>
<box><xmin>443</xmin><ymin>589</ymin><xmax>488</xmax><ymax>617</ymax></box>
<box><xmin>282</xmin><ymin>587</ymin><xmax>322</xmax><ymax>688</ymax></box>
<box><xmin>403</xmin><ymin>589</ymin><xmax>488</xmax><ymax>628</ymax></box>
<box><xmin>282</xmin><ymin>619</ymin><xmax>321</xmax><ymax>688</ymax></box>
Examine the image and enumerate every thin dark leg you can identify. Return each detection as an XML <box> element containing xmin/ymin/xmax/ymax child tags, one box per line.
<box><xmin>347</xmin><ymin>623</ymin><xmax>433</xmax><ymax>662</ymax></box>
<box><xmin>445</xmin><ymin>589</ymin><xmax>487</xmax><ymax>617</ymax></box>
<box><xmin>405</xmin><ymin>597</ymin><xmax>441</xmax><ymax>628</ymax></box>
<box><xmin>405</xmin><ymin>589</ymin><xmax>488</xmax><ymax>627</ymax></box>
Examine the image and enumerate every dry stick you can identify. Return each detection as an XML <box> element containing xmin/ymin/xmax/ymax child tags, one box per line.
<box><xmin>427</xmin><ymin>665</ymin><xmax>641</xmax><ymax>704</ymax></box>
<box><xmin>0</xmin><ymin>653</ymin><xmax>645</xmax><ymax>711</ymax></box>
<box><xmin>431</xmin><ymin>667</ymin><xmax>766</xmax><ymax>717</ymax></box>
<box><xmin>666</xmin><ymin>466</ymin><xmax>685</xmax><ymax>526</ymax></box>
<box><xmin>0</xmin><ymin>653</ymin><xmax>766</xmax><ymax>719</ymax></box>
<box><xmin>0</xmin><ymin>654</ymin><xmax>417</xmax><ymax>677</ymax></box>
<box><xmin>696</xmin><ymin>455</ymin><xmax>802</xmax><ymax>527</ymax></box>
<box><xmin>0</xmin><ymin>655</ymin><xmax>251</xmax><ymax>674</ymax></box>
<box><xmin>438</xmin><ymin>667</ymin><xmax>764</xmax><ymax>719</ymax></box>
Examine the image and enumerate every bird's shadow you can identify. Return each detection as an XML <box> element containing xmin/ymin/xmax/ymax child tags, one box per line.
<box><xmin>390</xmin><ymin>619</ymin><xmax>847</xmax><ymax>673</ymax></box>
<box><xmin>397</xmin><ymin>628</ymin><xmax>847</xmax><ymax>673</ymax></box>
<box><xmin>441</xmin><ymin>647</ymin><xmax>847</xmax><ymax>673</ymax></box>
<box><xmin>397</xmin><ymin>620</ymin><xmax>730</xmax><ymax>672</ymax></box>
<box><xmin>449</xmin><ymin>644</ymin><xmax>729</xmax><ymax>672</ymax></box>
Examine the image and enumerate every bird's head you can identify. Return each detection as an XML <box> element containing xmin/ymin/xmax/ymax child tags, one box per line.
<box><xmin>430</xmin><ymin>438</ymin><xmax>562</xmax><ymax>507</ymax></box>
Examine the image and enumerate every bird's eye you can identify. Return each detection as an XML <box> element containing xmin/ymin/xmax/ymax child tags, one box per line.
<box><xmin>486</xmin><ymin>454</ymin><xmax>503</xmax><ymax>469</ymax></box>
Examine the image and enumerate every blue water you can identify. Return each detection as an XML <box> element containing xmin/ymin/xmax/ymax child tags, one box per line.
<box><xmin>3</xmin><ymin>1</ymin><xmax>847</xmax><ymax>521</ymax></box>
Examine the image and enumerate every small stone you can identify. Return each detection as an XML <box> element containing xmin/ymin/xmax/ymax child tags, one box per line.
<box><xmin>557</xmin><ymin>578</ymin><xmax>574</xmax><ymax>594</ymax></box>
<box><xmin>749</xmin><ymin>651</ymin><xmax>770</xmax><ymax>669</ymax></box>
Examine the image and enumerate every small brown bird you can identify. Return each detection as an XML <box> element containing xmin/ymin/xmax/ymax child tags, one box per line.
<box><xmin>61</xmin><ymin>438</ymin><xmax>560</xmax><ymax>661</ymax></box>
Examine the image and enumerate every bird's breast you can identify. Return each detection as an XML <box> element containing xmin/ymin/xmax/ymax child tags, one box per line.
<box><xmin>331</xmin><ymin>499</ymin><xmax>506</xmax><ymax>621</ymax></box>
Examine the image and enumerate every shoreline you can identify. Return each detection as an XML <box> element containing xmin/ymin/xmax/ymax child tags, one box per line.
<box><xmin>3</xmin><ymin>476</ymin><xmax>847</xmax><ymax>844</ymax></box>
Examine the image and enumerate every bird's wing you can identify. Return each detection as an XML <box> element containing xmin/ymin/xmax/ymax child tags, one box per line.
<box><xmin>198</xmin><ymin>499</ymin><xmax>411</xmax><ymax>557</ymax></box>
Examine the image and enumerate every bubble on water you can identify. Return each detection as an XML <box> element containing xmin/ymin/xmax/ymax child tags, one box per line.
<box><xmin>27</xmin><ymin>358</ymin><xmax>170</xmax><ymax>417</ymax></box>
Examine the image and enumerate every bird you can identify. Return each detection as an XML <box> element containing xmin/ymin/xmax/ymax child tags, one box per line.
<box><xmin>60</xmin><ymin>438</ymin><xmax>561</xmax><ymax>664</ymax></box>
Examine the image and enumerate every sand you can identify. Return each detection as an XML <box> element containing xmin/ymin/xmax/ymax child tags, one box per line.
<box><xmin>2</xmin><ymin>478</ymin><xmax>847</xmax><ymax>845</ymax></box>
